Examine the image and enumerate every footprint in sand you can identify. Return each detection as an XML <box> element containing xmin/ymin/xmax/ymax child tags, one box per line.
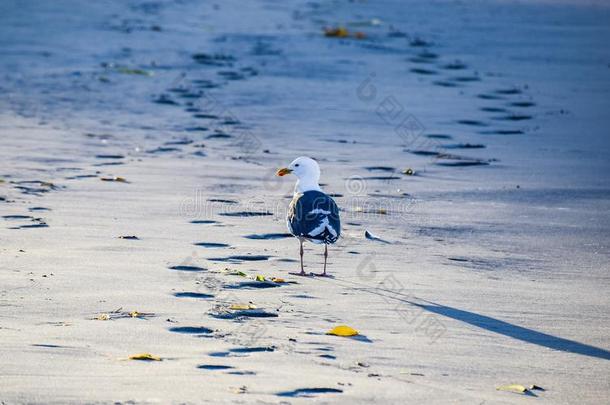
<box><xmin>146</xmin><ymin>146</ymin><xmax>180</xmax><ymax>153</ymax></box>
<box><xmin>173</xmin><ymin>292</ymin><xmax>214</xmax><ymax>299</ymax></box>
<box><xmin>209</xmin><ymin>347</ymin><xmax>276</xmax><ymax>357</ymax></box>
<box><xmin>197</xmin><ymin>364</ymin><xmax>234</xmax><ymax>370</ymax></box>
<box><xmin>169</xmin><ymin>326</ymin><xmax>213</xmax><ymax>335</ymax></box>
<box><xmin>410</xmin><ymin>67</ymin><xmax>437</xmax><ymax>75</ymax></box>
<box><xmin>495</xmin><ymin>87</ymin><xmax>522</xmax><ymax>95</ymax></box>
<box><xmin>451</xmin><ymin>75</ymin><xmax>481</xmax><ymax>82</ymax></box>
<box><xmin>364</xmin><ymin>166</ymin><xmax>395</xmax><ymax>172</ymax></box>
<box><xmin>168</xmin><ymin>265</ymin><xmax>206</xmax><ymax>272</ymax></box>
<box><xmin>206</xmin><ymin>133</ymin><xmax>232</xmax><ymax>139</ymax></box>
<box><xmin>426</xmin><ymin>133</ymin><xmax>452</xmax><ymax>140</ymax></box>
<box><xmin>219</xmin><ymin>211</ymin><xmax>273</xmax><ymax>217</ymax></box>
<box><xmin>164</xmin><ymin>138</ymin><xmax>193</xmax><ymax>146</ymax></box>
<box><xmin>480</xmin><ymin>107</ymin><xmax>507</xmax><ymax>113</ymax></box>
<box><xmin>207</xmin><ymin>199</ymin><xmax>238</xmax><ymax>204</ymax></box>
<box><xmin>193</xmin><ymin>113</ymin><xmax>219</xmax><ymax>119</ymax></box>
<box><xmin>224</xmin><ymin>281</ymin><xmax>283</xmax><ymax>290</ymax></box>
<box><xmin>3</xmin><ymin>215</ymin><xmax>34</xmax><ymax>220</ymax></box>
<box><xmin>442</xmin><ymin>143</ymin><xmax>486</xmax><ymax>149</ymax></box>
<box><xmin>457</xmin><ymin>119</ymin><xmax>488</xmax><ymax>127</ymax></box>
<box><xmin>433</xmin><ymin>80</ymin><xmax>461</xmax><ymax>87</ymax></box>
<box><xmin>509</xmin><ymin>101</ymin><xmax>536</xmax><ymax>108</ymax></box>
<box><xmin>441</xmin><ymin>61</ymin><xmax>467</xmax><ymax>70</ymax></box>
<box><xmin>193</xmin><ymin>242</ymin><xmax>230</xmax><ymax>248</ymax></box>
<box><xmin>276</xmin><ymin>388</ymin><xmax>343</xmax><ymax>398</ymax></box>
<box><xmin>190</xmin><ymin>220</ymin><xmax>218</xmax><ymax>224</ymax></box>
<box><xmin>95</xmin><ymin>154</ymin><xmax>124</xmax><ymax>159</ymax></box>
<box><xmin>479</xmin><ymin>129</ymin><xmax>524</xmax><ymax>135</ymax></box>
<box><xmin>243</xmin><ymin>233</ymin><xmax>292</xmax><ymax>240</ymax></box>
<box><xmin>211</xmin><ymin>309</ymin><xmax>279</xmax><ymax>319</ymax></box>
<box><xmin>477</xmin><ymin>93</ymin><xmax>505</xmax><ymax>100</ymax></box>
<box><xmin>207</xmin><ymin>255</ymin><xmax>272</xmax><ymax>262</ymax></box>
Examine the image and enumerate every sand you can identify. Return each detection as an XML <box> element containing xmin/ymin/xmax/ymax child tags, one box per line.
<box><xmin>1</xmin><ymin>0</ymin><xmax>609</xmax><ymax>403</ymax></box>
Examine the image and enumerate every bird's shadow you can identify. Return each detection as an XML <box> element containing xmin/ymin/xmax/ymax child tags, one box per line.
<box><xmin>416</xmin><ymin>301</ymin><xmax>610</xmax><ymax>361</ymax></box>
<box><xmin>359</xmin><ymin>286</ymin><xmax>610</xmax><ymax>361</ymax></box>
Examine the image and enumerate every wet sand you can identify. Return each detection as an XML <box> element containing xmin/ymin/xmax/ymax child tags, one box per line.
<box><xmin>1</xmin><ymin>0</ymin><xmax>610</xmax><ymax>403</ymax></box>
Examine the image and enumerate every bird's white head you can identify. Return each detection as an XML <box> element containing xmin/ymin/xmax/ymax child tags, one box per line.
<box><xmin>276</xmin><ymin>156</ymin><xmax>321</xmax><ymax>193</ymax></box>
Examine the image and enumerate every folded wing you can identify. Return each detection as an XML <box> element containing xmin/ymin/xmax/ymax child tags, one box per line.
<box><xmin>287</xmin><ymin>191</ymin><xmax>341</xmax><ymax>244</ymax></box>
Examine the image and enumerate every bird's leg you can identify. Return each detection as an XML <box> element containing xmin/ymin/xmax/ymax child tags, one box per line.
<box><xmin>322</xmin><ymin>244</ymin><xmax>328</xmax><ymax>276</ymax></box>
<box><xmin>314</xmin><ymin>244</ymin><xmax>330</xmax><ymax>277</ymax></box>
<box><xmin>299</xmin><ymin>239</ymin><xmax>305</xmax><ymax>275</ymax></box>
<box><xmin>290</xmin><ymin>239</ymin><xmax>310</xmax><ymax>276</ymax></box>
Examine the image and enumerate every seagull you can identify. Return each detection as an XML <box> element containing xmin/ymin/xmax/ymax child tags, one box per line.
<box><xmin>277</xmin><ymin>156</ymin><xmax>341</xmax><ymax>276</ymax></box>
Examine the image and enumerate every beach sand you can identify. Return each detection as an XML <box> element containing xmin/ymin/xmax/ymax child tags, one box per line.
<box><xmin>1</xmin><ymin>0</ymin><xmax>609</xmax><ymax>403</ymax></box>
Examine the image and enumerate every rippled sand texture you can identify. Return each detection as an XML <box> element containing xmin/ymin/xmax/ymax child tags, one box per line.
<box><xmin>1</xmin><ymin>0</ymin><xmax>609</xmax><ymax>404</ymax></box>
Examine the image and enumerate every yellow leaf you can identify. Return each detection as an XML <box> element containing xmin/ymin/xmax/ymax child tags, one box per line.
<box><xmin>128</xmin><ymin>353</ymin><xmax>161</xmax><ymax>361</ymax></box>
<box><xmin>230</xmin><ymin>303</ymin><xmax>257</xmax><ymax>310</ymax></box>
<box><xmin>255</xmin><ymin>275</ymin><xmax>266</xmax><ymax>282</ymax></box>
<box><xmin>129</xmin><ymin>311</ymin><xmax>139</xmax><ymax>318</ymax></box>
<box><xmin>327</xmin><ymin>325</ymin><xmax>359</xmax><ymax>337</ymax></box>
<box><xmin>324</xmin><ymin>26</ymin><xmax>349</xmax><ymax>38</ymax></box>
<box><xmin>496</xmin><ymin>384</ymin><xmax>528</xmax><ymax>394</ymax></box>
<box><xmin>96</xmin><ymin>313</ymin><xmax>110</xmax><ymax>321</ymax></box>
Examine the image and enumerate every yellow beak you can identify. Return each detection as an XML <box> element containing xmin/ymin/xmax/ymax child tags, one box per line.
<box><xmin>276</xmin><ymin>167</ymin><xmax>292</xmax><ymax>176</ymax></box>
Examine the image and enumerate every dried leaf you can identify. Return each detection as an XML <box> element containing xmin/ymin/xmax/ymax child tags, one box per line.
<box><xmin>324</xmin><ymin>27</ymin><xmax>349</xmax><ymax>38</ymax></box>
<box><xmin>94</xmin><ymin>309</ymin><xmax>154</xmax><ymax>320</ymax></box>
<box><xmin>229</xmin><ymin>303</ymin><xmax>257</xmax><ymax>310</ymax></box>
<box><xmin>271</xmin><ymin>277</ymin><xmax>285</xmax><ymax>283</ymax></box>
<box><xmin>496</xmin><ymin>384</ymin><xmax>528</xmax><ymax>394</ymax></box>
<box><xmin>327</xmin><ymin>325</ymin><xmax>359</xmax><ymax>337</ymax></box>
<box><xmin>128</xmin><ymin>353</ymin><xmax>161</xmax><ymax>361</ymax></box>
<box><xmin>324</xmin><ymin>26</ymin><xmax>366</xmax><ymax>39</ymax></box>
<box><xmin>220</xmin><ymin>268</ymin><xmax>247</xmax><ymax>277</ymax></box>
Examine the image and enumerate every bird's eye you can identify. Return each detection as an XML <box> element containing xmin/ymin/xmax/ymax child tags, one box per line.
<box><xmin>295</xmin><ymin>164</ymin><xmax>300</xmax><ymax>167</ymax></box>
